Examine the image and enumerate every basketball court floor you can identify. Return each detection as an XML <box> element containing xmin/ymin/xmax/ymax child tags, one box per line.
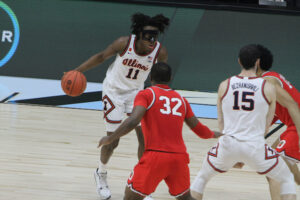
<box><xmin>0</xmin><ymin>76</ymin><xmax>299</xmax><ymax>200</ymax></box>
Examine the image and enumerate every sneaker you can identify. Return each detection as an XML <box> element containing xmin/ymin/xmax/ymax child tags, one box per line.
<box><xmin>144</xmin><ymin>195</ymin><xmax>154</xmax><ymax>200</ymax></box>
<box><xmin>94</xmin><ymin>168</ymin><xmax>111</xmax><ymax>200</ymax></box>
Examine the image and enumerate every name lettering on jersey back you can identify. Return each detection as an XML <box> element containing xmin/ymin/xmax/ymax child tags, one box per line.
<box><xmin>122</xmin><ymin>59</ymin><xmax>149</xmax><ymax>71</ymax></box>
<box><xmin>231</xmin><ymin>82</ymin><xmax>259</xmax><ymax>92</ymax></box>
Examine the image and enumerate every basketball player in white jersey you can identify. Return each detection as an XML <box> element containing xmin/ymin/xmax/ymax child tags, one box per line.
<box><xmin>190</xmin><ymin>44</ymin><xmax>297</xmax><ymax>200</ymax></box>
<box><xmin>74</xmin><ymin>13</ymin><xmax>169</xmax><ymax>200</ymax></box>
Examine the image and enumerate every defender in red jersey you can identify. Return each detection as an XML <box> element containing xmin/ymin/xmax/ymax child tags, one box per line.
<box><xmin>256</xmin><ymin>45</ymin><xmax>300</xmax><ymax>200</ymax></box>
<box><xmin>98</xmin><ymin>62</ymin><xmax>222</xmax><ymax>200</ymax></box>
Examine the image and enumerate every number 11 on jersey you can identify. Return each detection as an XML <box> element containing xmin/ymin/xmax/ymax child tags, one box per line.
<box><xmin>126</xmin><ymin>68</ymin><xmax>140</xmax><ymax>79</ymax></box>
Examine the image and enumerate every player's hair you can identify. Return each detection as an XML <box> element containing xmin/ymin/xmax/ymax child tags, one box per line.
<box><xmin>131</xmin><ymin>13</ymin><xmax>170</xmax><ymax>35</ymax></box>
<box><xmin>238</xmin><ymin>44</ymin><xmax>260</xmax><ymax>70</ymax></box>
<box><xmin>256</xmin><ymin>44</ymin><xmax>273</xmax><ymax>71</ymax></box>
<box><xmin>150</xmin><ymin>62</ymin><xmax>172</xmax><ymax>83</ymax></box>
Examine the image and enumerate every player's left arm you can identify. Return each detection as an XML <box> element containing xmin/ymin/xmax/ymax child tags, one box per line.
<box><xmin>156</xmin><ymin>46</ymin><xmax>168</xmax><ymax>63</ymax></box>
<box><xmin>98</xmin><ymin>106</ymin><xmax>146</xmax><ymax>147</ymax></box>
<box><xmin>185</xmin><ymin>116</ymin><xmax>222</xmax><ymax>138</ymax></box>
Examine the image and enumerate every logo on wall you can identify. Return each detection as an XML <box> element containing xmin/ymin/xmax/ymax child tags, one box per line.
<box><xmin>0</xmin><ymin>1</ymin><xmax>20</xmax><ymax>68</ymax></box>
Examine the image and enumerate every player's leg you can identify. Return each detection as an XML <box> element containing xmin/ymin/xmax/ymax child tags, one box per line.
<box><xmin>190</xmin><ymin>155</ymin><xmax>219</xmax><ymax>200</ymax></box>
<box><xmin>285</xmin><ymin>159</ymin><xmax>300</xmax><ymax>185</ymax></box>
<box><xmin>255</xmin><ymin>144</ymin><xmax>296</xmax><ymax>200</ymax></box>
<box><xmin>126</xmin><ymin>151</ymin><xmax>164</xmax><ymax>200</ymax></box>
<box><xmin>95</xmin><ymin>93</ymin><xmax>124</xmax><ymax>199</ymax></box>
<box><xmin>267</xmin><ymin>138</ymin><xmax>281</xmax><ymax>200</ymax></box>
<box><xmin>125</xmin><ymin>92</ymin><xmax>145</xmax><ymax>160</ymax></box>
<box><xmin>164</xmin><ymin>153</ymin><xmax>195</xmax><ymax>200</ymax></box>
<box><xmin>191</xmin><ymin>136</ymin><xmax>236</xmax><ymax>200</ymax></box>
<box><xmin>176</xmin><ymin>191</ymin><xmax>195</xmax><ymax>200</ymax></box>
<box><xmin>124</xmin><ymin>186</ymin><xmax>144</xmax><ymax>200</ymax></box>
<box><xmin>275</xmin><ymin>128</ymin><xmax>300</xmax><ymax>184</ymax></box>
<box><xmin>266</xmin><ymin>158</ymin><xmax>296</xmax><ymax>200</ymax></box>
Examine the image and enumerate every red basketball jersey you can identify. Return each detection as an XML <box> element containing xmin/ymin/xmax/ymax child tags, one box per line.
<box><xmin>134</xmin><ymin>84</ymin><xmax>194</xmax><ymax>154</ymax></box>
<box><xmin>262</xmin><ymin>71</ymin><xmax>300</xmax><ymax>127</ymax></box>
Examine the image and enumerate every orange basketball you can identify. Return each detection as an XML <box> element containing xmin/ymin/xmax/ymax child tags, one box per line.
<box><xmin>61</xmin><ymin>70</ymin><xmax>87</xmax><ymax>97</ymax></box>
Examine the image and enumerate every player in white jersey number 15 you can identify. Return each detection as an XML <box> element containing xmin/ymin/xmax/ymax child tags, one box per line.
<box><xmin>73</xmin><ymin>13</ymin><xmax>169</xmax><ymax>200</ymax></box>
<box><xmin>190</xmin><ymin>44</ymin><xmax>297</xmax><ymax>200</ymax></box>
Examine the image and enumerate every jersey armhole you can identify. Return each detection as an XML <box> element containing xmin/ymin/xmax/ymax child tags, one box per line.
<box><xmin>153</xmin><ymin>43</ymin><xmax>161</xmax><ymax>64</ymax></box>
<box><xmin>147</xmin><ymin>88</ymin><xmax>156</xmax><ymax>110</ymax></box>
<box><xmin>221</xmin><ymin>78</ymin><xmax>231</xmax><ymax>100</ymax></box>
<box><xmin>264</xmin><ymin>75</ymin><xmax>284</xmax><ymax>88</ymax></box>
<box><xmin>119</xmin><ymin>35</ymin><xmax>132</xmax><ymax>57</ymax></box>
<box><xmin>262</xmin><ymin>80</ymin><xmax>271</xmax><ymax>105</ymax></box>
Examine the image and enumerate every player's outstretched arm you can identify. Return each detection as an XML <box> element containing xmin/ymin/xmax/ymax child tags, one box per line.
<box><xmin>98</xmin><ymin>106</ymin><xmax>146</xmax><ymax>148</ymax></box>
<box><xmin>75</xmin><ymin>36</ymin><xmax>129</xmax><ymax>73</ymax></box>
<box><xmin>185</xmin><ymin>115</ymin><xmax>222</xmax><ymax>139</ymax></box>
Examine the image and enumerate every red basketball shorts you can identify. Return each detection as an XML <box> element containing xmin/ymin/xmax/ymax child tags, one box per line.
<box><xmin>276</xmin><ymin>126</ymin><xmax>300</xmax><ymax>163</ymax></box>
<box><xmin>127</xmin><ymin>150</ymin><xmax>190</xmax><ymax>197</ymax></box>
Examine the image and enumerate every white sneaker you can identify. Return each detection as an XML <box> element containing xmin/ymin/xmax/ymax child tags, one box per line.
<box><xmin>94</xmin><ymin>168</ymin><xmax>111</xmax><ymax>200</ymax></box>
<box><xmin>144</xmin><ymin>195</ymin><xmax>154</xmax><ymax>200</ymax></box>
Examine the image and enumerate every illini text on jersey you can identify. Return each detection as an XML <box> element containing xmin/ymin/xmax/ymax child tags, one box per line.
<box><xmin>122</xmin><ymin>59</ymin><xmax>149</xmax><ymax>71</ymax></box>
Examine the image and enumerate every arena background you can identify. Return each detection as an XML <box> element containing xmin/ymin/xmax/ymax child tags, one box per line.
<box><xmin>1</xmin><ymin>0</ymin><xmax>300</xmax><ymax>93</ymax></box>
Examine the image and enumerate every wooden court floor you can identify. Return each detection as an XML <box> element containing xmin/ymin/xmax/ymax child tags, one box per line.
<box><xmin>0</xmin><ymin>103</ymin><xmax>299</xmax><ymax>200</ymax></box>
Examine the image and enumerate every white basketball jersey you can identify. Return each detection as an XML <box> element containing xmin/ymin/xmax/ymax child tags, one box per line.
<box><xmin>222</xmin><ymin>76</ymin><xmax>270</xmax><ymax>142</ymax></box>
<box><xmin>103</xmin><ymin>34</ymin><xmax>161</xmax><ymax>91</ymax></box>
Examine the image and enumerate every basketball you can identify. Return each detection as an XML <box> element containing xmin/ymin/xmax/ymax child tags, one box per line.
<box><xmin>61</xmin><ymin>70</ymin><xmax>87</xmax><ymax>97</ymax></box>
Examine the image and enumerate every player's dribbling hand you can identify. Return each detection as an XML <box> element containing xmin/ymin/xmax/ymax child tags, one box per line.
<box><xmin>97</xmin><ymin>136</ymin><xmax>112</xmax><ymax>148</ymax></box>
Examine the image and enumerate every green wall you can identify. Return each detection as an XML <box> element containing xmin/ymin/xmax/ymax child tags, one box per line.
<box><xmin>1</xmin><ymin>0</ymin><xmax>299</xmax><ymax>91</ymax></box>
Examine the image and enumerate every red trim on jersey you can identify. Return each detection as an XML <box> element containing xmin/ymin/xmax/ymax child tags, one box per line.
<box><xmin>120</xmin><ymin>35</ymin><xmax>132</xmax><ymax>57</ymax></box>
<box><xmin>102</xmin><ymin>95</ymin><xmax>122</xmax><ymax>124</ymax></box>
<box><xmin>221</xmin><ymin>78</ymin><xmax>231</xmax><ymax>100</ymax></box>
<box><xmin>105</xmin><ymin>118</ymin><xmax>122</xmax><ymax>124</ymax></box>
<box><xmin>235</xmin><ymin>75</ymin><xmax>244</xmax><ymax>79</ymax></box>
<box><xmin>207</xmin><ymin>155</ymin><xmax>226</xmax><ymax>173</ymax></box>
<box><xmin>146</xmin><ymin>88</ymin><xmax>156</xmax><ymax>110</ymax></box>
<box><xmin>264</xmin><ymin>144</ymin><xmax>279</xmax><ymax>160</ymax></box>
<box><xmin>133</xmin><ymin>37</ymin><xmax>158</xmax><ymax>57</ymax></box>
<box><xmin>261</xmin><ymin>80</ymin><xmax>270</xmax><ymax>105</ymax></box>
<box><xmin>257</xmin><ymin>157</ymin><xmax>279</xmax><ymax>175</ymax></box>
<box><xmin>126</xmin><ymin>183</ymin><xmax>147</xmax><ymax>197</ymax></box>
<box><xmin>207</xmin><ymin>143</ymin><xmax>219</xmax><ymax>157</ymax></box>
<box><xmin>248</xmin><ymin>76</ymin><xmax>259</xmax><ymax>79</ymax></box>
<box><xmin>153</xmin><ymin>44</ymin><xmax>161</xmax><ymax>64</ymax></box>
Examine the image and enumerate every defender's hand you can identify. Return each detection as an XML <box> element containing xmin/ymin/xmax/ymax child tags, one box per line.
<box><xmin>98</xmin><ymin>136</ymin><xmax>112</xmax><ymax>148</ymax></box>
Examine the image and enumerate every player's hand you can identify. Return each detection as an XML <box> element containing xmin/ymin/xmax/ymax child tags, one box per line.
<box><xmin>97</xmin><ymin>136</ymin><xmax>113</xmax><ymax>148</ymax></box>
<box><xmin>213</xmin><ymin>131</ymin><xmax>223</xmax><ymax>138</ymax></box>
<box><xmin>233</xmin><ymin>162</ymin><xmax>244</xmax><ymax>169</ymax></box>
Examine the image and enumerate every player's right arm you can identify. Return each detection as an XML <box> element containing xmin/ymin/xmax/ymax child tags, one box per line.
<box><xmin>263</xmin><ymin>81</ymin><xmax>276</xmax><ymax>135</ymax></box>
<box><xmin>75</xmin><ymin>36</ymin><xmax>129</xmax><ymax>72</ymax></box>
<box><xmin>217</xmin><ymin>79</ymin><xmax>228</xmax><ymax>132</ymax></box>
